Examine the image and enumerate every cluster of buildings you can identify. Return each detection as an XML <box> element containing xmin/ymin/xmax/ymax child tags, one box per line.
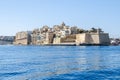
<box><xmin>110</xmin><ymin>38</ymin><xmax>120</xmax><ymax>45</ymax></box>
<box><xmin>13</xmin><ymin>22</ymin><xmax>110</xmax><ymax>46</ymax></box>
<box><xmin>0</xmin><ymin>36</ymin><xmax>14</xmax><ymax>45</ymax></box>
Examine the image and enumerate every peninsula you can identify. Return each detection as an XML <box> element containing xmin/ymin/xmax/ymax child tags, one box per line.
<box><xmin>13</xmin><ymin>22</ymin><xmax>110</xmax><ymax>46</ymax></box>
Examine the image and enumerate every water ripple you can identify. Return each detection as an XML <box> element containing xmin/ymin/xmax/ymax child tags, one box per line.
<box><xmin>0</xmin><ymin>46</ymin><xmax>119</xmax><ymax>80</ymax></box>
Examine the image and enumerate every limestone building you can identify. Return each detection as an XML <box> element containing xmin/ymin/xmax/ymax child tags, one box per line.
<box><xmin>71</xmin><ymin>26</ymin><xmax>79</xmax><ymax>34</ymax></box>
<box><xmin>14</xmin><ymin>31</ymin><xmax>32</xmax><ymax>45</ymax></box>
<box><xmin>31</xmin><ymin>26</ymin><xmax>54</xmax><ymax>45</ymax></box>
<box><xmin>44</xmin><ymin>32</ymin><xmax>54</xmax><ymax>44</ymax></box>
<box><xmin>31</xmin><ymin>29</ymin><xmax>42</xmax><ymax>45</ymax></box>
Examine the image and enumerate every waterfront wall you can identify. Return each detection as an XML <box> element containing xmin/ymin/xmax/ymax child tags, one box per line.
<box><xmin>76</xmin><ymin>33</ymin><xmax>110</xmax><ymax>45</ymax></box>
<box><xmin>99</xmin><ymin>33</ymin><xmax>110</xmax><ymax>45</ymax></box>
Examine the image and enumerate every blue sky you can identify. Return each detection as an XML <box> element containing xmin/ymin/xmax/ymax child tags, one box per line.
<box><xmin>0</xmin><ymin>0</ymin><xmax>120</xmax><ymax>37</ymax></box>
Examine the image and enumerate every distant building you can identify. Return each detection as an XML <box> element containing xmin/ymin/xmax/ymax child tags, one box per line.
<box><xmin>31</xmin><ymin>29</ymin><xmax>42</xmax><ymax>45</ymax></box>
<box><xmin>0</xmin><ymin>36</ymin><xmax>14</xmax><ymax>45</ymax></box>
<box><xmin>110</xmin><ymin>38</ymin><xmax>120</xmax><ymax>45</ymax></box>
<box><xmin>31</xmin><ymin>26</ymin><xmax>53</xmax><ymax>45</ymax></box>
<box><xmin>60</xmin><ymin>29</ymin><xmax>71</xmax><ymax>38</ymax></box>
<box><xmin>14</xmin><ymin>31</ymin><xmax>32</xmax><ymax>45</ymax></box>
<box><xmin>54</xmin><ymin>22</ymin><xmax>71</xmax><ymax>38</ymax></box>
<box><xmin>71</xmin><ymin>26</ymin><xmax>79</xmax><ymax>34</ymax></box>
<box><xmin>44</xmin><ymin>32</ymin><xmax>54</xmax><ymax>44</ymax></box>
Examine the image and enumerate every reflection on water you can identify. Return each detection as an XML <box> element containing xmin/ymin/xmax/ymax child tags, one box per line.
<box><xmin>0</xmin><ymin>46</ymin><xmax>120</xmax><ymax>80</ymax></box>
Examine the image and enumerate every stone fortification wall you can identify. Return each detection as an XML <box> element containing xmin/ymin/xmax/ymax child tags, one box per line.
<box><xmin>14</xmin><ymin>39</ymin><xmax>28</xmax><ymax>45</ymax></box>
<box><xmin>99</xmin><ymin>33</ymin><xmax>110</xmax><ymax>45</ymax></box>
<box><xmin>14</xmin><ymin>31</ymin><xmax>31</xmax><ymax>45</ymax></box>
<box><xmin>76</xmin><ymin>33</ymin><xmax>86</xmax><ymax>45</ymax></box>
<box><xmin>76</xmin><ymin>33</ymin><xmax>110</xmax><ymax>45</ymax></box>
<box><xmin>86</xmin><ymin>33</ymin><xmax>100</xmax><ymax>44</ymax></box>
<box><xmin>53</xmin><ymin>35</ymin><xmax>76</xmax><ymax>44</ymax></box>
<box><xmin>53</xmin><ymin>38</ymin><xmax>61</xmax><ymax>44</ymax></box>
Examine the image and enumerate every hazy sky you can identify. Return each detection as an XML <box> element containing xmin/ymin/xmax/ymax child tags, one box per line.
<box><xmin>0</xmin><ymin>0</ymin><xmax>120</xmax><ymax>37</ymax></box>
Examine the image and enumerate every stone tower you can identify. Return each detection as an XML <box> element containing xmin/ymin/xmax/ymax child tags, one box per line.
<box><xmin>61</xmin><ymin>22</ymin><xmax>66</xmax><ymax>27</ymax></box>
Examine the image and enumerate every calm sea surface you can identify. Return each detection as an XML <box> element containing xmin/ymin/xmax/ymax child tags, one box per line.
<box><xmin>0</xmin><ymin>45</ymin><xmax>120</xmax><ymax>80</ymax></box>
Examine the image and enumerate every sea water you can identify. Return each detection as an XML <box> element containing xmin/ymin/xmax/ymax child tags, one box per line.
<box><xmin>0</xmin><ymin>45</ymin><xmax>120</xmax><ymax>80</ymax></box>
